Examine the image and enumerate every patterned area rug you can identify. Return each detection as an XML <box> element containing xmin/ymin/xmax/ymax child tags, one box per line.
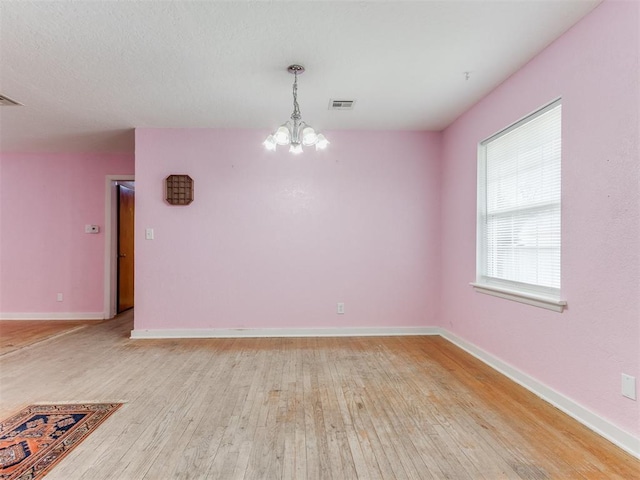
<box><xmin>0</xmin><ymin>403</ymin><xmax>122</xmax><ymax>479</ymax></box>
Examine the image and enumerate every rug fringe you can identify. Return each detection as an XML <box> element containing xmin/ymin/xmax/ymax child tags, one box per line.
<box><xmin>32</xmin><ymin>400</ymin><xmax>129</xmax><ymax>404</ymax></box>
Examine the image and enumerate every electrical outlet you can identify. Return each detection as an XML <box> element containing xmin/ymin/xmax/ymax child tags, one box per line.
<box><xmin>337</xmin><ymin>302</ymin><xmax>345</xmax><ymax>314</ymax></box>
<box><xmin>145</xmin><ymin>228</ymin><xmax>154</xmax><ymax>240</ymax></box>
<box><xmin>84</xmin><ymin>224</ymin><xmax>100</xmax><ymax>234</ymax></box>
<box><xmin>57</xmin><ymin>293</ymin><xmax>63</xmax><ymax>302</ymax></box>
<box><xmin>622</xmin><ymin>374</ymin><xmax>636</xmax><ymax>400</ymax></box>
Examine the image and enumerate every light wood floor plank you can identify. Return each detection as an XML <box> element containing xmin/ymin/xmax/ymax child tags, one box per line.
<box><xmin>317</xmin><ymin>346</ymin><xmax>358</xmax><ymax>480</ymax></box>
<box><xmin>0</xmin><ymin>319</ymin><xmax>100</xmax><ymax>356</ymax></box>
<box><xmin>1</xmin><ymin>311</ymin><xmax>638</xmax><ymax>480</ymax></box>
<box><xmin>325</xmin><ymin>338</ymin><xmax>371</xmax><ymax>480</ymax></box>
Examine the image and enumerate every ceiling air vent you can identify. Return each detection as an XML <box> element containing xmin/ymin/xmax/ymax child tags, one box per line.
<box><xmin>0</xmin><ymin>94</ymin><xmax>23</xmax><ymax>107</ymax></box>
<box><xmin>329</xmin><ymin>99</ymin><xmax>355</xmax><ymax>110</ymax></box>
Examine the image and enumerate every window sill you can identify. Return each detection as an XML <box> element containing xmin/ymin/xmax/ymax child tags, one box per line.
<box><xmin>470</xmin><ymin>282</ymin><xmax>567</xmax><ymax>313</ymax></box>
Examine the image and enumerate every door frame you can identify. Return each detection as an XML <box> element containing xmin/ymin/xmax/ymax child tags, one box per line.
<box><xmin>103</xmin><ymin>174</ymin><xmax>135</xmax><ymax>319</ymax></box>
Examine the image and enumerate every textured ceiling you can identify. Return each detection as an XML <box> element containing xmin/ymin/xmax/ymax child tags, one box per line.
<box><xmin>0</xmin><ymin>0</ymin><xmax>601</xmax><ymax>153</ymax></box>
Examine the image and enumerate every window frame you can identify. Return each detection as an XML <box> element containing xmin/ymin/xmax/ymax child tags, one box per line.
<box><xmin>472</xmin><ymin>98</ymin><xmax>567</xmax><ymax>312</ymax></box>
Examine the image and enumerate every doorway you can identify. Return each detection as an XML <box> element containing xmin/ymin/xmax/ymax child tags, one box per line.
<box><xmin>117</xmin><ymin>184</ymin><xmax>135</xmax><ymax>312</ymax></box>
<box><xmin>104</xmin><ymin>175</ymin><xmax>135</xmax><ymax>319</ymax></box>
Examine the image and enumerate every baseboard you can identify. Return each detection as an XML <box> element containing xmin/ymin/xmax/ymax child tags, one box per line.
<box><xmin>130</xmin><ymin>326</ymin><xmax>440</xmax><ymax>339</ymax></box>
<box><xmin>0</xmin><ymin>312</ymin><xmax>105</xmax><ymax>320</ymax></box>
<box><xmin>438</xmin><ymin>328</ymin><xmax>640</xmax><ymax>459</ymax></box>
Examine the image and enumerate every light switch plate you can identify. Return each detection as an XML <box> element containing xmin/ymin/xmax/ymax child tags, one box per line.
<box><xmin>622</xmin><ymin>374</ymin><xmax>636</xmax><ymax>400</ymax></box>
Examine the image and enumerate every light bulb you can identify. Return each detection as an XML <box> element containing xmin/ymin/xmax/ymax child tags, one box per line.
<box><xmin>274</xmin><ymin>125</ymin><xmax>291</xmax><ymax>145</ymax></box>
<box><xmin>315</xmin><ymin>134</ymin><xmax>329</xmax><ymax>150</ymax></box>
<box><xmin>302</xmin><ymin>127</ymin><xmax>318</xmax><ymax>146</ymax></box>
<box><xmin>289</xmin><ymin>143</ymin><xmax>303</xmax><ymax>154</ymax></box>
<box><xmin>263</xmin><ymin>135</ymin><xmax>277</xmax><ymax>151</ymax></box>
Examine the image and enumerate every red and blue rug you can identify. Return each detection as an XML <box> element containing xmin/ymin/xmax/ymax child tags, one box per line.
<box><xmin>0</xmin><ymin>403</ymin><xmax>122</xmax><ymax>479</ymax></box>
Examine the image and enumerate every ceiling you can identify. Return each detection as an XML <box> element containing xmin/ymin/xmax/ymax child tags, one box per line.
<box><xmin>0</xmin><ymin>0</ymin><xmax>601</xmax><ymax>154</ymax></box>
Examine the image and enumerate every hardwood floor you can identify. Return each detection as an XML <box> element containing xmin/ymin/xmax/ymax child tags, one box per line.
<box><xmin>0</xmin><ymin>319</ymin><xmax>103</xmax><ymax>356</ymax></box>
<box><xmin>0</xmin><ymin>311</ymin><xmax>637</xmax><ymax>479</ymax></box>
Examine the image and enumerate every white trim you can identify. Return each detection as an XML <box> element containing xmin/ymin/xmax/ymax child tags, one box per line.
<box><xmin>0</xmin><ymin>312</ymin><xmax>105</xmax><ymax>320</ymax></box>
<box><xmin>470</xmin><ymin>282</ymin><xmax>567</xmax><ymax>312</ymax></box>
<box><xmin>438</xmin><ymin>329</ymin><xmax>640</xmax><ymax>459</ymax></box>
<box><xmin>104</xmin><ymin>174</ymin><xmax>135</xmax><ymax>319</ymax></box>
<box><xmin>481</xmin><ymin>97</ymin><xmax>562</xmax><ymax>145</ymax></box>
<box><xmin>130</xmin><ymin>326</ymin><xmax>440</xmax><ymax>339</ymax></box>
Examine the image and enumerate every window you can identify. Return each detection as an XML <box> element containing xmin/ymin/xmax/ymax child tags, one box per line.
<box><xmin>473</xmin><ymin>99</ymin><xmax>566</xmax><ymax>312</ymax></box>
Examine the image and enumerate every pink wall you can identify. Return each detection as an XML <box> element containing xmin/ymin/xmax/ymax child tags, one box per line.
<box><xmin>439</xmin><ymin>0</ymin><xmax>639</xmax><ymax>436</ymax></box>
<box><xmin>2</xmin><ymin>0</ymin><xmax>634</xmax><ymax>447</ymax></box>
<box><xmin>0</xmin><ymin>153</ymin><xmax>135</xmax><ymax>315</ymax></box>
<box><xmin>134</xmin><ymin>129</ymin><xmax>441</xmax><ymax>330</ymax></box>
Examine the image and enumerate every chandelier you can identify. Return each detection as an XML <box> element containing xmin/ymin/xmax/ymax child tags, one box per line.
<box><xmin>263</xmin><ymin>64</ymin><xmax>329</xmax><ymax>154</ymax></box>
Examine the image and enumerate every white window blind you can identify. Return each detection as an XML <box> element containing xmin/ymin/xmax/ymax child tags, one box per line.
<box><xmin>477</xmin><ymin>100</ymin><xmax>562</xmax><ymax>300</ymax></box>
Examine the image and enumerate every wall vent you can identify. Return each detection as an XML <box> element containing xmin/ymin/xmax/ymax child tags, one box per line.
<box><xmin>0</xmin><ymin>94</ymin><xmax>23</xmax><ymax>107</ymax></box>
<box><xmin>329</xmin><ymin>99</ymin><xmax>355</xmax><ymax>110</ymax></box>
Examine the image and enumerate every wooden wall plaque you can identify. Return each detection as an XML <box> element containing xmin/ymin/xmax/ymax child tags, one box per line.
<box><xmin>165</xmin><ymin>175</ymin><xmax>194</xmax><ymax>205</ymax></box>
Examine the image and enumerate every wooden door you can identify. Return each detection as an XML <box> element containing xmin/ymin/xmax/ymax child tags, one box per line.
<box><xmin>117</xmin><ymin>185</ymin><xmax>135</xmax><ymax>312</ymax></box>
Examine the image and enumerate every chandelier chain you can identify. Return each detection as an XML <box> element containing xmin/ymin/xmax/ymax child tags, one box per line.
<box><xmin>291</xmin><ymin>72</ymin><xmax>301</xmax><ymax>120</ymax></box>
